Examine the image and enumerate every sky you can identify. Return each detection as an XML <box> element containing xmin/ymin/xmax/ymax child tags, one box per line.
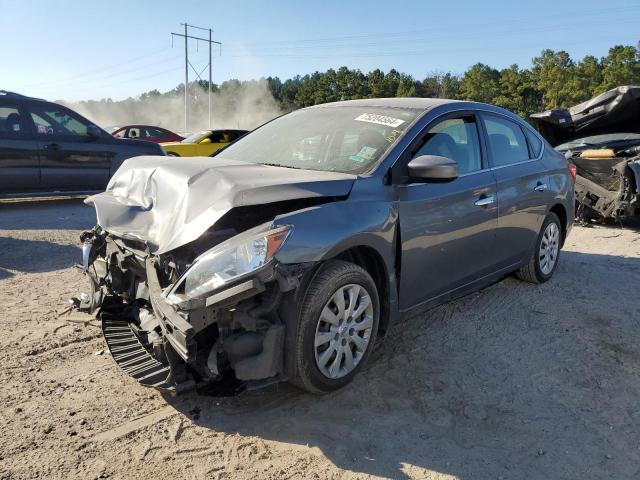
<box><xmin>1</xmin><ymin>0</ymin><xmax>639</xmax><ymax>102</ymax></box>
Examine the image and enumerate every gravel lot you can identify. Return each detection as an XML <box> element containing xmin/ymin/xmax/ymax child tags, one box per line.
<box><xmin>1</xmin><ymin>199</ymin><xmax>639</xmax><ymax>480</ymax></box>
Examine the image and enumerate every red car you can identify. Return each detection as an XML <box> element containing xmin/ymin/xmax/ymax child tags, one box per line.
<box><xmin>112</xmin><ymin>125</ymin><xmax>184</xmax><ymax>143</ymax></box>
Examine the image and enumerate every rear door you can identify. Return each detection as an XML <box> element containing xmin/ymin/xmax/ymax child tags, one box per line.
<box><xmin>397</xmin><ymin>112</ymin><xmax>499</xmax><ymax>309</ymax></box>
<box><xmin>479</xmin><ymin>112</ymin><xmax>551</xmax><ymax>268</ymax></box>
<box><xmin>27</xmin><ymin>102</ymin><xmax>112</xmax><ymax>190</ymax></box>
<box><xmin>0</xmin><ymin>99</ymin><xmax>40</xmax><ymax>193</ymax></box>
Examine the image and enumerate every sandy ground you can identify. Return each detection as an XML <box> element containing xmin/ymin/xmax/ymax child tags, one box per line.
<box><xmin>1</xmin><ymin>199</ymin><xmax>639</xmax><ymax>480</ymax></box>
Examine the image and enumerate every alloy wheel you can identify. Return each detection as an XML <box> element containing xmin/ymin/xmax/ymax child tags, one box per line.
<box><xmin>539</xmin><ymin>222</ymin><xmax>560</xmax><ymax>275</ymax></box>
<box><xmin>314</xmin><ymin>283</ymin><xmax>374</xmax><ymax>379</ymax></box>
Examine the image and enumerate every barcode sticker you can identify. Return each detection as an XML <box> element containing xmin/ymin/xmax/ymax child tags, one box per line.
<box><xmin>355</xmin><ymin>113</ymin><xmax>405</xmax><ymax>128</ymax></box>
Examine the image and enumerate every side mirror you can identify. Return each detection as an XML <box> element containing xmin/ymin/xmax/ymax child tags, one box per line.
<box><xmin>407</xmin><ymin>155</ymin><xmax>458</xmax><ymax>182</ymax></box>
<box><xmin>86</xmin><ymin>125</ymin><xmax>102</xmax><ymax>140</ymax></box>
<box><xmin>199</xmin><ymin>138</ymin><xmax>212</xmax><ymax>144</ymax></box>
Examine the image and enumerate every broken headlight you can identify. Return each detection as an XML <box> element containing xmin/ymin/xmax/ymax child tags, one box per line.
<box><xmin>178</xmin><ymin>225</ymin><xmax>291</xmax><ymax>299</ymax></box>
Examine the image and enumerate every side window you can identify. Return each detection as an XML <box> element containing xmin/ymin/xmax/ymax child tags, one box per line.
<box><xmin>413</xmin><ymin>116</ymin><xmax>482</xmax><ymax>174</ymax></box>
<box><xmin>128</xmin><ymin>127</ymin><xmax>141</xmax><ymax>138</ymax></box>
<box><xmin>524</xmin><ymin>128</ymin><xmax>543</xmax><ymax>158</ymax></box>
<box><xmin>143</xmin><ymin>127</ymin><xmax>165</xmax><ymax>138</ymax></box>
<box><xmin>29</xmin><ymin>104</ymin><xmax>92</xmax><ymax>137</ymax></box>
<box><xmin>113</xmin><ymin>128</ymin><xmax>126</xmax><ymax>138</ymax></box>
<box><xmin>482</xmin><ymin>115</ymin><xmax>530</xmax><ymax>167</ymax></box>
<box><xmin>0</xmin><ymin>104</ymin><xmax>27</xmax><ymax>138</ymax></box>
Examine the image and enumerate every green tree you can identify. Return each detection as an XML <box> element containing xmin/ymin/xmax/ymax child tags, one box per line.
<box><xmin>530</xmin><ymin>49</ymin><xmax>574</xmax><ymax>108</ymax></box>
<box><xmin>460</xmin><ymin>63</ymin><xmax>500</xmax><ymax>103</ymax></box>
<box><xmin>599</xmin><ymin>45</ymin><xmax>640</xmax><ymax>92</ymax></box>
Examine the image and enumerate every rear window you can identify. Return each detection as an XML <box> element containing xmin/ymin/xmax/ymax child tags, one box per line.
<box><xmin>524</xmin><ymin>129</ymin><xmax>543</xmax><ymax>158</ymax></box>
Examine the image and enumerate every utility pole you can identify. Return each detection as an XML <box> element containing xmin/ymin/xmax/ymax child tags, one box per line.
<box><xmin>184</xmin><ymin>23</ymin><xmax>188</xmax><ymax>132</ymax></box>
<box><xmin>171</xmin><ymin>24</ymin><xmax>221</xmax><ymax>131</ymax></box>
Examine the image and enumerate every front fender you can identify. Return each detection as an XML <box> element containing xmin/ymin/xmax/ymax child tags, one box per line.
<box><xmin>273</xmin><ymin>199</ymin><xmax>397</xmax><ymax>270</ymax></box>
<box><xmin>272</xmin><ymin>197</ymin><xmax>400</xmax><ymax>330</ymax></box>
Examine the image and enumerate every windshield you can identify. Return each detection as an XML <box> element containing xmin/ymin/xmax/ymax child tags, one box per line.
<box><xmin>181</xmin><ymin>131</ymin><xmax>208</xmax><ymax>144</ymax></box>
<box><xmin>217</xmin><ymin>106</ymin><xmax>421</xmax><ymax>174</ymax></box>
<box><xmin>556</xmin><ymin>133</ymin><xmax>640</xmax><ymax>151</ymax></box>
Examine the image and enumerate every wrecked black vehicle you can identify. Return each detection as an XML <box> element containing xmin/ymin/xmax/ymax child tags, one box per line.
<box><xmin>532</xmin><ymin>85</ymin><xmax>640</xmax><ymax>222</ymax></box>
<box><xmin>79</xmin><ymin>98</ymin><xmax>574</xmax><ymax>395</ymax></box>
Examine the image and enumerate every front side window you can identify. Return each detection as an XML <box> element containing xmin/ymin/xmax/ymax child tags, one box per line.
<box><xmin>482</xmin><ymin>115</ymin><xmax>530</xmax><ymax>167</ymax></box>
<box><xmin>413</xmin><ymin>116</ymin><xmax>482</xmax><ymax>174</ymax></box>
<box><xmin>29</xmin><ymin>104</ymin><xmax>92</xmax><ymax>137</ymax></box>
<box><xmin>0</xmin><ymin>105</ymin><xmax>27</xmax><ymax>137</ymax></box>
<box><xmin>218</xmin><ymin>106</ymin><xmax>421</xmax><ymax>174</ymax></box>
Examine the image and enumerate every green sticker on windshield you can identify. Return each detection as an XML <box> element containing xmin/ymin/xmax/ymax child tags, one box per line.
<box><xmin>349</xmin><ymin>146</ymin><xmax>377</xmax><ymax>163</ymax></box>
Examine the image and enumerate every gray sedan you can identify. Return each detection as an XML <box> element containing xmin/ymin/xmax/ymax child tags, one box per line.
<box><xmin>79</xmin><ymin>98</ymin><xmax>574</xmax><ymax>395</ymax></box>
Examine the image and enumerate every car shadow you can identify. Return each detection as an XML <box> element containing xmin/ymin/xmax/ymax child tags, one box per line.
<box><xmin>0</xmin><ymin>237</ymin><xmax>80</xmax><ymax>277</ymax></box>
<box><xmin>0</xmin><ymin>198</ymin><xmax>95</xmax><ymax>230</ymax></box>
<box><xmin>161</xmin><ymin>249</ymin><xmax>640</xmax><ymax>479</ymax></box>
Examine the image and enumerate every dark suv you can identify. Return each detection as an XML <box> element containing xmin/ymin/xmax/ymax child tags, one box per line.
<box><xmin>0</xmin><ymin>91</ymin><xmax>164</xmax><ymax>196</ymax></box>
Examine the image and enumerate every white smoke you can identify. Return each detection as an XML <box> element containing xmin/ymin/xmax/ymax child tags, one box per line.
<box><xmin>62</xmin><ymin>79</ymin><xmax>281</xmax><ymax>134</ymax></box>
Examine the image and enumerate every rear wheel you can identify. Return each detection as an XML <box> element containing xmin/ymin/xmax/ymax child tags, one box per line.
<box><xmin>289</xmin><ymin>260</ymin><xmax>379</xmax><ymax>394</ymax></box>
<box><xmin>516</xmin><ymin>212</ymin><xmax>562</xmax><ymax>284</ymax></box>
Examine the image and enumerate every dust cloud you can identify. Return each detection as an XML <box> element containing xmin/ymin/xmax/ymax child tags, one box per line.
<box><xmin>62</xmin><ymin>79</ymin><xmax>282</xmax><ymax>134</ymax></box>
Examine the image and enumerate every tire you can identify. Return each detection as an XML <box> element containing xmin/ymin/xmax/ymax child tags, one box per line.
<box><xmin>289</xmin><ymin>260</ymin><xmax>380</xmax><ymax>394</ymax></box>
<box><xmin>516</xmin><ymin>212</ymin><xmax>562</xmax><ymax>284</ymax></box>
<box><xmin>166</xmin><ymin>152</ymin><xmax>180</xmax><ymax>157</ymax></box>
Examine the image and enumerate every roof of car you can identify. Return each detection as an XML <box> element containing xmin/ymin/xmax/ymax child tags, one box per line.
<box><xmin>0</xmin><ymin>90</ymin><xmax>45</xmax><ymax>102</ymax></box>
<box><xmin>305</xmin><ymin>97</ymin><xmax>457</xmax><ymax>110</ymax></box>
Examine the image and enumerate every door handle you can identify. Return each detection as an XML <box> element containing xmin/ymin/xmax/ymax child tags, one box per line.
<box><xmin>43</xmin><ymin>143</ymin><xmax>61</xmax><ymax>151</ymax></box>
<box><xmin>474</xmin><ymin>194</ymin><xmax>495</xmax><ymax>207</ymax></box>
<box><xmin>534</xmin><ymin>183</ymin><xmax>548</xmax><ymax>192</ymax></box>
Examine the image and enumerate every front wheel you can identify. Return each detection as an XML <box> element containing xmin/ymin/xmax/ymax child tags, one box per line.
<box><xmin>289</xmin><ymin>260</ymin><xmax>380</xmax><ymax>394</ymax></box>
<box><xmin>516</xmin><ymin>212</ymin><xmax>562</xmax><ymax>284</ymax></box>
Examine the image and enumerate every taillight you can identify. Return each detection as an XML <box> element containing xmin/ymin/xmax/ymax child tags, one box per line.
<box><xmin>567</xmin><ymin>163</ymin><xmax>577</xmax><ymax>184</ymax></box>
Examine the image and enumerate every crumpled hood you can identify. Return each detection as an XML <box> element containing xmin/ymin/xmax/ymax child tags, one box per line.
<box><xmin>86</xmin><ymin>156</ymin><xmax>356</xmax><ymax>254</ymax></box>
<box><xmin>531</xmin><ymin>85</ymin><xmax>640</xmax><ymax>146</ymax></box>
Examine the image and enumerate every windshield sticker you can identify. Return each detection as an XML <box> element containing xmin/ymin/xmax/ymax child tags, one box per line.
<box><xmin>386</xmin><ymin>129</ymin><xmax>402</xmax><ymax>143</ymax></box>
<box><xmin>355</xmin><ymin>113</ymin><xmax>405</xmax><ymax>128</ymax></box>
<box><xmin>349</xmin><ymin>146</ymin><xmax>377</xmax><ymax>163</ymax></box>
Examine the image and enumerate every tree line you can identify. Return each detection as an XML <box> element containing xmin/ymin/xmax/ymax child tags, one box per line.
<box><xmin>264</xmin><ymin>43</ymin><xmax>640</xmax><ymax>119</ymax></box>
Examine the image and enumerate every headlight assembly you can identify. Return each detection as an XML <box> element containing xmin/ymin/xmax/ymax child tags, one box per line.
<box><xmin>175</xmin><ymin>225</ymin><xmax>291</xmax><ymax>300</ymax></box>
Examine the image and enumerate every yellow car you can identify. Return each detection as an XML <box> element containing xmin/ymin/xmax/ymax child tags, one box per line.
<box><xmin>161</xmin><ymin>129</ymin><xmax>248</xmax><ymax>157</ymax></box>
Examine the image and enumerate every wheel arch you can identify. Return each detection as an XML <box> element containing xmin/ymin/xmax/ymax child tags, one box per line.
<box><xmin>549</xmin><ymin>203</ymin><xmax>568</xmax><ymax>246</ymax></box>
<box><xmin>324</xmin><ymin>244</ymin><xmax>392</xmax><ymax>335</ymax></box>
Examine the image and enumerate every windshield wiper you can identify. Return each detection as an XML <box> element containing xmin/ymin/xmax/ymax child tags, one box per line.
<box><xmin>260</xmin><ymin>162</ymin><xmax>303</xmax><ymax>170</ymax></box>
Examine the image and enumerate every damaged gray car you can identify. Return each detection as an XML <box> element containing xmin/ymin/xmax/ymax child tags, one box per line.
<box><xmin>532</xmin><ymin>85</ymin><xmax>640</xmax><ymax>222</ymax></box>
<box><xmin>79</xmin><ymin>98</ymin><xmax>574</xmax><ymax>395</ymax></box>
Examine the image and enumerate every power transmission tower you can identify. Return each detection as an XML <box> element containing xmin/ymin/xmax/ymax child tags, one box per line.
<box><xmin>171</xmin><ymin>23</ymin><xmax>221</xmax><ymax>131</ymax></box>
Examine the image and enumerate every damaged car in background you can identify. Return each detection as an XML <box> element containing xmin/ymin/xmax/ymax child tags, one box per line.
<box><xmin>78</xmin><ymin>98</ymin><xmax>574</xmax><ymax>395</ymax></box>
<box><xmin>532</xmin><ymin>85</ymin><xmax>640</xmax><ymax>222</ymax></box>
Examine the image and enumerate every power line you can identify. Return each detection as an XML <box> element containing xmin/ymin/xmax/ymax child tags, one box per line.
<box><xmin>19</xmin><ymin>47</ymin><xmax>174</xmax><ymax>88</ymax></box>
<box><xmin>26</xmin><ymin>53</ymin><xmax>184</xmax><ymax>92</ymax></box>
<box><xmin>222</xmin><ymin>5</ymin><xmax>640</xmax><ymax>48</ymax></box>
<box><xmin>221</xmin><ymin>16</ymin><xmax>640</xmax><ymax>55</ymax></box>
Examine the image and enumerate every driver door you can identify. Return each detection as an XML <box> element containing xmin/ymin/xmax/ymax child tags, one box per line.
<box><xmin>27</xmin><ymin>103</ymin><xmax>111</xmax><ymax>190</ymax></box>
<box><xmin>397</xmin><ymin>113</ymin><xmax>499</xmax><ymax>310</ymax></box>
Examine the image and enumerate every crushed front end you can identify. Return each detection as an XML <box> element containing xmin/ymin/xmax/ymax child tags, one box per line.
<box><xmin>79</xmin><ymin>224</ymin><xmax>307</xmax><ymax>395</ymax></box>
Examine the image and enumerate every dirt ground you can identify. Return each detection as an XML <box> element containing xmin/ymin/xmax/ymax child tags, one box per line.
<box><xmin>1</xmin><ymin>198</ymin><xmax>639</xmax><ymax>480</ymax></box>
